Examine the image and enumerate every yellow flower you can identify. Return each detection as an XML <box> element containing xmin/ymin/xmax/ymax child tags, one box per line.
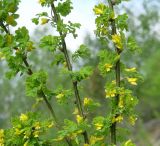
<box><xmin>0</xmin><ymin>52</ymin><xmax>5</xmax><ymax>60</ymax></box>
<box><xmin>93</xmin><ymin>3</ymin><xmax>105</xmax><ymax>15</ymax></box>
<box><xmin>56</xmin><ymin>93</ymin><xmax>64</xmax><ymax>99</ymax></box>
<box><xmin>83</xmin><ymin>97</ymin><xmax>92</xmax><ymax>106</ymax></box>
<box><xmin>0</xmin><ymin>129</ymin><xmax>4</xmax><ymax>145</ymax></box>
<box><xmin>90</xmin><ymin>136</ymin><xmax>104</xmax><ymax>145</ymax></box>
<box><xmin>73</xmin><ymin>108</ymin><xmax>79</xmax><ymax>115</ymax></box>
<box><xmin>112</xmin><ymin>115</ymin><xmax>123</xmax><ymax>123</ymax></box>
<box><xmin>116</xmin><ymin>115</ymin><xmax>123</xmax><ymax>123</ymax></box>
<box><xmin>38</xmin><ymin>0</ymin><xmax>46</xmax><ymax>4</ymax></box>
<box><xmin>0</xmin><ymin>139</ymin><xmax>4</xmax><ymax>146</ymax></box>
<box><xmin>0</xmin><ymin>129</ymin><xmax>4</xmax><ymax>138</ymax></box>
<box><xmin>33</xmin><ymin>131</ymin><xmax>39</xmax><ymax>138</ymax></box>
<box><xmin>127</xmin><ymin>78</ymin><xmax>137</xmax><ymax>85</ymax></box>
<box><xmin>118</xmin><ymin>97</ymin><xmax>124</xmax><ymax>108</ymax></box>
<box><xmin>112</xmin><ymin>34</ymin><xmax>123</xmax><ymax>49</ymax></box>
<box><xmin>125</xmin><ymin>67</ymin><xmax>136</xmax><ymax>72</ymax></box>
<box><xmin>124</xmin><ymin>139</ymin><xmax>135</xmax><ymax>146</ymax></box>
<box><xmin>76</xmin><ymin>115</ymin><xmax>83</xmax><ymax>124</ymax></box>
<box><xmin>129</xmin><ymin>116</ymin><xmax>137</xmax><ymax>126</ymax></box>
<box><xmin>94</xmin><ymin>122</ymin><xmax>103</xmax><ymax>130</ymax></box>
<box><xmin>20</xmin><ymin>114</ymin><xmax>28</xmax><ymax>122</ymax></box>
<box><xmin>105</xmin><ymin>89</ymin><xmax>116</xmax><ymax>98</ymax></box>
<box><xmin>84</xmin><ymin>144</ymin><xmax>89</xmax><ymax>146</ymax></box>
<box><xmin>48</xmin><ymin>121</ymin><xmax>54</xmax><ymax>128</ymax></box>
<box><xmin>54</xmin><ymin>136</ymin><xmax>64</xmax><ymax>141</ymax></box>
<box><xmin>24</xmin><ymin>141</ymin><xmax>28</xmax><ymax>146</ymax></box>
<box><xmin>41</xmin><ymin>18</ymin><xmax>49</xmax><ymax>25</ymax></box>
<box><xmin>75</xmin><ymin>130</ymin><xmax>83</xmax><ymax>135</ymax></box>
<box><xmin>15</xmin><ymin>128</ymin><xmax>21</xmax><ymax>135</ymax></box>
<box><xmin>104</xmin><ymin>63</ymin><xmax>113</xmax><ymax>72</ymax></box>
<box><xmin>34</xmin><ymin>122</ymin><xmax>41</xmax><ymax>130</ymax></box>
<box><xmin>24</xmin><ymin>131</ymin><xmax>30</xmax><ymax>139</ymax></box>
<box><xmin>69</xmin><ymin>130</ymin><xmax>83</xmax><ymax>139</ymax></box>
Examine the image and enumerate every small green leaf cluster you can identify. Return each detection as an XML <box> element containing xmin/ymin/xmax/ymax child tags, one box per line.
<box><xmin>40</xmin><ymin>35</ymin><xmax>61</xmax><ymax>51</ymax></box>
<box><xmin>83</xmin><ymin>97</ymin><xmax>100</xmax><ymax>112</ymax></box>
<box><xmin>25</xmin><ymin>71</ymin><xmax>48</xmax><ymax>97</ymax></box>
<box><xmin>56</xmin><ymin>0</ymin><xmax>73</xmax><ymax>17</ymax></box>
<box><xmin>98</xmin><ymin>49</ymin><xmax>120</xmax><ymax>76</ymax></box>
<box><xmin>93</xmin><ymin>3</ymin><xmax>114</xmax><ymax>37</ymax></box>
<box><xmin>0</xmin><ymin>0</ymin><xmax>20</xmax><ymax>27</ymax></box>
<box><xmin>70</xmin><ymin>66</ymin><xmax>93</xmax><ymax>82</ymax></box>
<box><xmin>32</xmin><ymin>12</ymin><xmax>49</xmax><ymax>25</ymax></box>
<box><xmin>0</xmin><ymin>26</ymin><xmax>35</xmax><ymax>79</ymax></box>
<box><xmin>54</xmin><ymin>119</ymin><xmax>88</xmax><ymax>144</ymax></box>
<box><xmin>1</xmin><ymin>112</ymin><xmax>54</xmax><ymax>146</ymax></box>
<box><xmin>54</xmin><ymin>87</ymin><xmax>73</xmax><ymax>104</ymax></box>
<box><xmin>72</xmin><ymin>45</ymin><xmax>91</xmax><ymax>61</ymax></box>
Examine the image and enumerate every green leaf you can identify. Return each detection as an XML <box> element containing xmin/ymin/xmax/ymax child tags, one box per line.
<box><xmin>32</xmin><ymin>12</ymin><xmax>49</xmax><ymax>25</ymax></box>
<box><xmin>94</xmin><ymin>4</ymin><xmax>114</xmax><ymax>37</ymax></box>
<box><xmin>25</xmin><ymin>71</ymin><xmax>48</xmax><ymax>97</ymax></box>
<box><xmin>71</xmin><ymin>66</ymin><xmax>93</xmax><ymax>82</ymax></box>
<box><xmin>51</xmin><ymin>53</ymin><xmax>65</xmax><ymax>66</ymax></box>
<box><xmin>32</xmin><ymin>18</ymin><xmax>39</xmax><ymax>25</ymax></box>
<box><xmin>115</xmin><ymin>0</ymin><xmax>129</xmax><ymax>5</ymax></box>
<box><xmin>127</xmin><ymin>36</ymin><xmax>141</xmax><ymax>53</ymax></box>
<box><xmin>98</xmin><ymin>50</ymin><xmax>119</xmax><ymax>76</ymax></box>
<box><xmin>116</xmin><ymin>13</ymin><xmax>128</xmax><ymax>31</ymax></box>
<box><xmin>6</xmin><ymin>15</ymin><xmax>17</xmax><ymax>26</ymax></box>
<box><xmin>93</xmin><ymin>3</ymin><xmax>106</xmax><ymax>15</ymax></box>
<box><xmin>56</xmin><ymin>0</ymin><xmax>73</xmax><ymax>17</ymax></box>
<box><xmin>15</xmin><ymin>26</ymin><xmax>30</xmax><ymax>43</ymax></box>
<box><xmin>0</xmin><ymin>35</ymin><xmax>4</xmax><ymax>47</ymax></box>
<box><xmin>83</xmin><ymin>97</ymin><xmax>100</xmax><ymax>111</ymax></box>
<box><xmin>39</xmin><ymin>35</ymin><xmax>61</xmax><ymax>51</ymax></box>
<box><xmin>5</xmin><ymin>54</ymin><xmax>26</xmax><ymax>79</ymax></box>
<box><xmin>68</xmin><ymin>21</ymin><xmax>81</xmax><ymax>38</ymax></box>
<box><xmin>72</xmin><ymin>44</ymin><xmax>90</xmax><ymax>61</ymax></box>
<box><xmin>121</xmin><ymin>139</ymin><xmax>136</xmax><ymax>146</ymax></box>
<box><xmin>54</xmin><ymin>87</ymin><xmax>73</xmax><ymax>104</ymax></box>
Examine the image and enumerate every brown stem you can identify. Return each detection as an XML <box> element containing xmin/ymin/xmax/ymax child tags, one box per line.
<box><xmin>108</xmin><ymin>0</ymin><xmax>121</xmax><ymax>145</ymax></box>
<box><xmin>50</xmin><ymin>2</ymin><xmax>89</xmax><ymax>144</ymax></box>
<box><xmin>0</xmin><ymin>22</ymin><xmax>10</xmax><ymax>34</ymax></box>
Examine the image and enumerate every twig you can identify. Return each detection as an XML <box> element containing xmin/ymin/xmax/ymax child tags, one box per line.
<box><xmin>1</xmin><ymin>23</ymin><xmax>73</xmax><ymax>146</ymax></box>
<box><xmin>108</xmin><ymin>0</ymin><xmax>121</xmax><ymax>144</ymax></box>
<box><xmin>50</xmin><ymin>2</ymin><xmax>89</xmax><ymax>144</ymax></box>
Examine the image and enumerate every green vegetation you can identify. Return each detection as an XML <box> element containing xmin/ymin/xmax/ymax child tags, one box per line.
<box><xmin>0</xmin><ymin>0</ymin><xmax>160</xmax><ymax>146</ymax></box>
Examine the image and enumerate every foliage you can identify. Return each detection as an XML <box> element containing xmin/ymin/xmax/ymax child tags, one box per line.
<box><xmin>3</xmin><ymin>112</ymin><xmax>54</xmax><ymax>146</ymax></box>
<box><xmin>0</xmin><ymin>0</ymin><xmax>142</xmax><ymax>146</ymax></box>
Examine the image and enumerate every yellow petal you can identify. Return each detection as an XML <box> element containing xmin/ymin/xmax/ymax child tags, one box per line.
<box><xmin>41</xmin><ymin>18</ymin><xmax>49</xmax><ymax>25</ymax></box>
<box><xmin>127</xmin><ymin>78</ymin><xmax>137</xmax><ymax>85</ymax></box>
<box><xmin>20</xmin><ymin>114</ymin><xmax>28</xmax><ymax>122</ymax></box>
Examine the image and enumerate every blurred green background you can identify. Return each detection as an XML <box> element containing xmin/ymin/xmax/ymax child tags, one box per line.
<box><xmin>0</xmin><ymin>0</ymin><xmax>160</xmax><ymax>145</ymax></box>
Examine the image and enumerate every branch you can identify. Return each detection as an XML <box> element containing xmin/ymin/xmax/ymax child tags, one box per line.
<box><xmin>108</xmin><ymin>0</ymin><xmax>121</xmax><ymax>144</ymax></box>
<box><xmin>50</xmin><ymin>2</ymin><xmax>89</xmax><ymax>144</ymax></box>
<box><xmin>0</xmin><ymin>22</ymin><xmax>10</xmax><ymax>34</ymax></box>
<box><xmin>1</xmin><ymin>22</ymin><xmax>73</xmax><ymax>146</ymax></box>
